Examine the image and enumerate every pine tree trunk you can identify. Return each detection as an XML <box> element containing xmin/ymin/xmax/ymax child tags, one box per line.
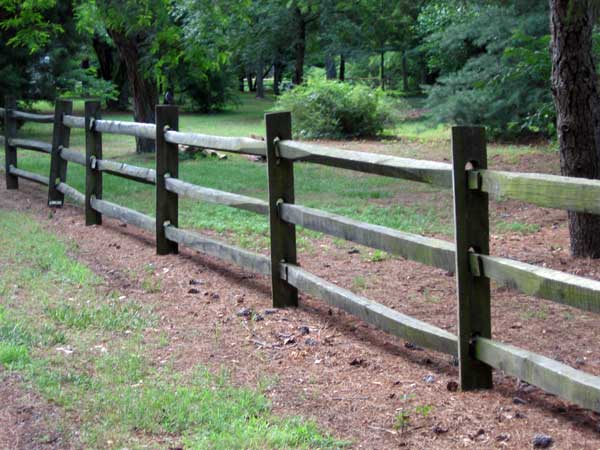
<box><xmin>550</xmin><ymin>0</ymin><xmax>600</xmax><ymax>258</ymax></box>
<box><xmin>339</xmin><ymin>54</ymin><xmax>345</xmax><ymax>81</ymax></box>
<box><xmin>108</xmin><ymin>31</ymin><xmax>157</xmax><ymax>153</ymax></box>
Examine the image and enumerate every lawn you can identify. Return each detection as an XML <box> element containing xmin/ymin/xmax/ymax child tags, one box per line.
<box><xmin>2</xmin><ymin>92</ymin><xmax>551</xmax><ymax>252</ymax></box>
<box><xmin>0</xmin><ymin>209</ymin><xmax>345</xmax><ymax>449</ymax></box>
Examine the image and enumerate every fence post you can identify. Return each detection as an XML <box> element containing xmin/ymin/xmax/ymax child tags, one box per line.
<box><xmin>265</xmin><ymin>112</ymin><xmax>298</xmax><ymax>308</ymax></box>
<box><xmin>4</xmin><ymin>96</ymin><xmax>17</xmax><ymax>190</ymax></box>
<box><xmin>155</xmin><ymin>105</ymin><xmax>179</xmax><ymax>255</ymax></box>
<box><xmin>48</xmin><ymin>99</ymin><xmax>73</xmax><ymax>207</ymax></box>
<box><xmin>85</xmin><ymin>100</ymin><xmax>102</xmax><ymax>225</ymax></box>
<box><xmin>451</xmin><ymin>125</ymin><xmax>492</xmax><ymax>390</ymax></box>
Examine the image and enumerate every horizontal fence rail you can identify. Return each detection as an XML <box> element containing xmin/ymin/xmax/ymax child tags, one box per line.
<box><xmin>94</xmin><ymin>119</ymin><xmax>156</xmax><ymax>140</ymax></box>
<box><xmin>474</xmin><ymin>254</ymin><xmax>600</xmax><ymax>314</ymax></box>
<box><xmin>62</xmin><ymin>115</ymin><xmax>85</xmax><ymax>129</ymax></box>
<box><xmin>60</xmin><ymin>147</ymin><xmax>86</xmax><ymax>166</ymax></box>
<box><xmin>94</xmin><ymin>158</ymin><xmax>157</xmax><ymax>185</ymax></box>
<box><xmin>165</xmin><ymin>177</ymin><xmax>269</xmax><ymax>215</ymax></box>
<box><xmin>56</xmin><ymin>182</ymin><xmax>84</xmax><ymax>205</ymax></box>
<box><xmin>165</xmin><ymin>225</ymin><xmax>271</xmax><ymax>276</ymax></box>
<box><xmin>164</xmin><ymin>130</ymin><xmax>266</xmax><ymax>156</ymax></box>
<box><xmin>278</xmin><ymin>140</ymin><xmax>453</xmax><ymax>188</ymax></box>
<box><xmin>9</xmin><ymin>138</ymin><xmax>52</xmax><ymax>154</ymax></box>
<box><xmin>90</xmin><ymin>197</ymin><xmax>155</xmax><ymax>232</ymax></box>
<box><xmin>279</xmin><ymin>202</ymin><xmax>456</xmax><ymax>272</ymax></box>
<box><xmin>12</xmin><ymin>110</ymin><xmax>54</xmax><ymax>123</ymax></box>
<box><xmin>282</xmin><ymin>263</ymin><xmax>458</xmax><ymax>355</ymax></box>
<box><xmin>476</xmin><ymin>337</ymin><xmax>600</xmax><ymax>413</ymax></box>
<box><xmin>6</xmin><ymin>97</ymin><xmax>600</xmax><ymax>416</ymax></box>
<box><xmin>8</xmin><ymin>165</ymin><xmax>49</xmax><ymax>186</ymax></box>
<box><xmin>471</xmin><ymin>169</ymin><xmax>600</xmax><ymax>215</ymax></box>
<box><xmin>0</xmin><ymin>107</ymin><xmax>53</xmax><ymax>123</ymax></box>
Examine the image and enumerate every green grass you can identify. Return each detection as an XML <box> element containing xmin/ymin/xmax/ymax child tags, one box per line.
<box><xmin>494</xmin><ymin>220</ymin><xmax>540</xmax><ymax>235</ymax></box>
<box><xmin>0</xmin><ymin>209</ymin><xmax>346</xmax><ymax>449</ymax></box>
<box><xmin>2</xmin><ymin>91</ymin><xmax>552</xmax><ymax>254</ymax></box>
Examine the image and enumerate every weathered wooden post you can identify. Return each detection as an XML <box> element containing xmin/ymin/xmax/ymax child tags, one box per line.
<box><xmin>265</xmin><ymin>112</ymin><xmax>298</xmax><ymax>307</ymax></box>
<box><xmin>451</xmin><ymin>126</ymin><xmax>492</xmax><ymax>390</ymax></box>
<box><xmin>155</xmin><ymin>105</ymin><xmax>179</xmax><ymax>255</ymax></box>
<box><xmin>48</xmin><ymin>99</ymin><xmax>73</xmax><ymax>207</ymax></box>
<box><xmin>4</xmin><ymin>96</ymin><xmax>18</xmax><ymax>190</ymax></box>
<box><xmin>85</xmin><ymin>100</ymin><xmax>102</xmax><ymax>225</ymax></box>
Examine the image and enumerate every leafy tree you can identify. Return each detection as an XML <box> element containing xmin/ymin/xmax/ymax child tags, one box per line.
<box><xmin>422</xmin><ymin>0</ymin><xmax>552</xmax><ymax>137</ymax></box>
<box><xmin>0</xmin><ymin>0</ymin><xmax>114</xmax><ymax>106</ymax></box>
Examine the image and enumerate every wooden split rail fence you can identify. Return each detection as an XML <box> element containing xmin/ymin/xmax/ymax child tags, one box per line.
<box><xmin>3</xmin><ymin>97</ymin><xmax>600</xmax><ymax>413</ymax></box>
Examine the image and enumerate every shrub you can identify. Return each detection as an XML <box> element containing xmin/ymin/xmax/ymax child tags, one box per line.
<box><xmin>273</xmin><ymin>78</ymin><xmax>392</xmax><ymax>139</ymax></box>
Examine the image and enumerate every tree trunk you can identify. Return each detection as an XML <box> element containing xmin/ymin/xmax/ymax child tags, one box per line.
<box><xmin>325</xmin><ymin>53</ymin><xmax>336</xmax><ymax>80</ymax></box>
<box><xmin>293</xmin><ymin>7</ymin><xmax>306</xmax><ymax>85</ymax></box>
<box><xmin>550</xmin><ymin>0</ymin><xmax>600</xmax><ymax>258</ymax></box>
<box><xmin>256</xmin><ymin>61</ymin><xmax>265</xmax><ymax>99</ymax></box>
<box><xmin>246</xmin><ymin>71</ymin><xmax>255</xmax><ymax>92</ymax></box>
<box><xmin>339</xmin><ymin>54</ymin><xmax>345</xmax><ymax>81</ymax></box>
<box><xmin>239</xmin><ymin>75</ymin><xmax>245</xmax><ymax>92</ymax></box>
<box><xmin>380</xmin><ymin>51</ymin><xmax>385</xmax><ymax>90</ymax></box>
<box><xmin>108</xmin><ymin>30</ymin><xmax>157</xmax><ymax>153</ymax></box>
<box><xmin>402</xmin><ymin>50</ymin><xmax>409</xmax><ymax>92</ymax></box>
<box><xmin>92</xmin><ymin>36</ymin><xmax>128</xmax><ymax>111</ymax></box>
<box><xmin>273</xmin><ymin>61</ymin><xmax>283</xmax><ymax>95</ymax></box>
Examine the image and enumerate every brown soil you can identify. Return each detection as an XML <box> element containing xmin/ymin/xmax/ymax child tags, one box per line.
<box><xmin>2</xmin><ymin>172</ymin><xmax>600</xmax><ymax>449</ymax></box>
<box><xmin>0</xmin><ymin>373</ymin><xmax>74</xmax><ymax>450</ymax></box>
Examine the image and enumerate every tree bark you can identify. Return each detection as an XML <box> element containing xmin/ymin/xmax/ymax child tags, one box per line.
<box><xmin>325</xmin><ymin>53</ymin><xmax>336</xmax><ymax>79</ymax></box>
<box><xmin>380</xmin><ymin>51</ymin><xmax>385</xmax><ymax>90</ymax></box>
<box><xmin>92</xmin><ymin>36</ymin><xmax>128</xmax><ymax>111</ymax></box>
<box><xmin>108</xmin><ymin>30</ymin><xmax>157</xmax><ymax>153</ymax></box>
<box><xmin>293</xmin><ymin>7</ymin><xmax>306</xmax><ymax>85</ymax></box>
<box><xmin>273</xmin><ymin>61</ymin><xmax>283</xmax><ymax>95</ymax></box>
<box><xmin>339</xmin><ymin>54</ymin><xmax>345</xmax><ymax>81</ymax></box>
<box><xmin>402</xmin><ymin>50</ymin><xmax>409</xmax><ymax>92</ymax></box>
<box><xmin>550</xmin><ymin>0</ymin><xmax>600</xmax><ymax>257</ymax></box>
<box><xmin>246</xmin><ymin>71</ymin><xmax>255</xmax><ymax>92</ymax></box>
<box><xmin>256</xmin><ymin>61</ymin><xmax>265</xmax><ymax>99</ymax></box>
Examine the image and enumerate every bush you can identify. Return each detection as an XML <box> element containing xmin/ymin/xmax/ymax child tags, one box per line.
<box><xmin>273</xmin><ymin>78</ymin><xmax>392</xmax><ymax>139</ymax></box>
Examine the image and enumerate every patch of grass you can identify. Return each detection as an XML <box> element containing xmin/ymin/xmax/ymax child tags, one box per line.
<box><xmin>0</xmin><ymin>209</ymin><xmax>345</xmax><ymax>449</ymax></box>
<box><xmin>141</xmin><ymin>276</ymin><xmax>162</xmax><ymax>294</ymax></box>
<box><xmin>1</xmin><ymin>91</ymin><xmax>457</xmax><ymax>254</ymax></box>
<box><xmin>45</xmin><ymin>299</ymin><xmax>147</xmax><ymax>332</ymax></box>
<box><xmin>365</xmin><ymin>249</ymin><xmax>389</xmax><ymax>262</ymax></box>
<box><xmin>494</xmin><ymin>220</ymin><xmax>540</xmax><ymax>235</ymax></box>
<box><xmin>352</xmin><ymin>276</ymin><xmax>367</xmax><ymax>291</ymax></box>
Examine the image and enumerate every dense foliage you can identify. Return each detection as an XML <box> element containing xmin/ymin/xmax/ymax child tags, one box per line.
<box><xmin>1</xmin><ymin>0</ymin><xmax>599</xmax><ymax>140</ymax></box>
<box><xmin>421</xmin><ymin>0</ymin><xmax>553</xmax><ymax>137</ymax></box>
<box><xmin>275</xmin><ymin>78</ymin><xmax>391</xmax><ymax>138</ymax></box>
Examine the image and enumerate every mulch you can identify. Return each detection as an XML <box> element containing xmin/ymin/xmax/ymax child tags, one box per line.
<box><xmin>2</xmin><ymin>168</ymin><xmax>600</xmax><ymax>449</ymax></box>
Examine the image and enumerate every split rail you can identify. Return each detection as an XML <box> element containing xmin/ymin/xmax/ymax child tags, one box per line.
<box><xmin>3</xmin><ymin>96</ymin><xmax>600</xmax><ymax>414</ymax></box>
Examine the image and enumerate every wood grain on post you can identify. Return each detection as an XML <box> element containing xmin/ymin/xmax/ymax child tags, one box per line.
<box><xmin>48</xmin><ymin>100</ymin><xmax>73</xmax><ymax>207</ymax></box>
<box><xmin>4</xmin><ymin>96</ymin><xmax>18</xmax><ymax>189</ymax></box>
<box><xmin>155</xmin><ymin>105</ymin><xmax>179</xmax><ymax>255</ymax></box>
<box><xmin>85</xmin><ymin>101</ymin><xmax>102</xmax><ymax>225</ymax></box>
<box><xmin>452</xmin><ymin>126</ymin><xmax>493</xmax><ymax>390</ymax></box>
<box><xmin>265</xmin><ymin>112</ymin><xmax>298</xmax><ymax>307</ymax></box>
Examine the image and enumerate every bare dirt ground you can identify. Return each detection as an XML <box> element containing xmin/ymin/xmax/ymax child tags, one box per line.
<box><xmin>2</xmin><ymin>165</ymin><xmax>600</xmax><ymax>449</ymax></box>
<box><xmin>0</xmin><ymin>373</ymin><xmax>74</xmax><ymax>450</ymax></box>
